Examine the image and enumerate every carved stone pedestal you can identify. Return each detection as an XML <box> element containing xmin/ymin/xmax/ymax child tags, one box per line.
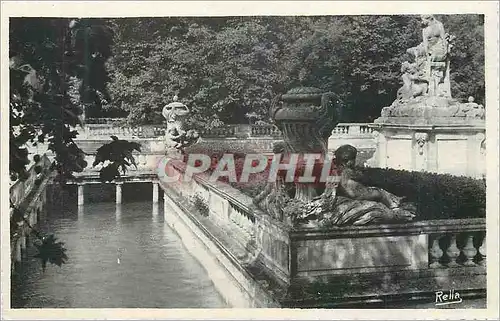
<box><xmin>366</xmin><ymin>118</ymin><xmax>485</xmax><ymax>178</ymax></box>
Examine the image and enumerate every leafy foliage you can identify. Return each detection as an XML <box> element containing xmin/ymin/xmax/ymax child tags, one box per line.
<box><xmin>33</xmin><ymin>234</ymin><xmax>68</xmax><ymax>271</ymax></box>
<box><xmin>10</xmin><ymin>201</ymin><xmax>68</xmax><ymax>270</ymax></box>
<box><xmin>9</xmin><ymin>18</ymin><xmax>139</xmax><ymax>271</ymax></box>
<box><xmin>9</xmin><ymin>18</ymin><xmax>113</xmax><ymax>182</ymax></box>
<box><xmin>191</xmin><ymin>194</ymin><xmax>210</xmax><ymax>217</ymax></box>
<box><xmin>106</xmin><ymin>15</ymin><xmax>484</xmax><ymax>126</ymax></box>
<box><xmin>92</xmin><ymin>136</ymin><xmax>142</xmax><ymax>182</ymax></box>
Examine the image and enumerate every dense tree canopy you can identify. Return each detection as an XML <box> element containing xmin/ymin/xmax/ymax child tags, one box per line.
<box><xmin>105</xmin><ymin>14</ymin><xmax>485</xmax><ymax>127</ymax></box>
<box><xmin>9</xmin><ymin>18</ymin><xmax>113</xmax><ymax>182</ymax></box>
<box><xmin>9</xmin><ymin>18</ymin><xmax>139</xmax><ymax>269</ymax></box>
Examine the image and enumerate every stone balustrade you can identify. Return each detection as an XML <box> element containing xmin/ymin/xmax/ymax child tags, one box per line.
<box><xmin>428</xmin><ymin>229</ymin><xmax>486</xmax><ymax>268</ymax></box>
<box><xmin>79</xmin><ymin>118</ymin><xmax>374</xmax><ymax>141</ymax></box>
<box><xmin>291</xmin><ymin>218</ymin><xmax>486</xmax><ymax>278</ymax></box>
<box><xmin>85</xmin><ymin>117</ymin><xmax>124</xmax><ymax>125</ymax></box>
<box><xmin>200</xmin><ymin>126</ymin><xmax>237</xmax><ymax>138</ymax></box>
<box><xmin>70</xmin><ymin>119</ymin><xmax>378</xmax><ymax>158</ymax></box>
<box><xmin>79</xmin><ymin>124</ymin><xmax>145</xmax><ymax>138</ymax></box>
<box><xmin>10</xmin><ymin>154</ymin><xmax>53</xmax><ymax>269</ymax></box>
<box><xmin>159</xmin><ymin>158</ymin><xmax>486</xmax><ymax>307</ymax></box>
<box><xmin>10</xmin><ymin>155</ymin><xmax>52</xmax><ymax>207</ymax></box>
<box><xmin>250</xmin><ymin>125</ymin><xmax>282</xmax><ymax>137</ymax></box>
<box><xmin>330</xmin><ymin>123</ymin><xmax>375</xmax><ymax>136</ymax></box>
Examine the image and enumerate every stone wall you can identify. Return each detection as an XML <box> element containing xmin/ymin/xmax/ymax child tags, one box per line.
<box><xmin>158</xmin><ymin>159</ymin><xmax>487</xmax><ymax>307</ymax></box>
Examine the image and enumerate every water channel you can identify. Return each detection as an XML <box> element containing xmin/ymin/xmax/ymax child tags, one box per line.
<box><xmin>11</xmin><ymin>183</ymin><xmax>228</xmax><ymax>308</ymax></box>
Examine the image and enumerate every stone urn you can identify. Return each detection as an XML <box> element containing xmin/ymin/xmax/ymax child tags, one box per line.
<box><xmin>270</xmin><ymin>87</ymin><xmax>342</xmax><ymax>201</ymax></box>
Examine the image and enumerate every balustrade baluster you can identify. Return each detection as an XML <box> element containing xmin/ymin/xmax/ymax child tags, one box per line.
<box><xmin>236</xmin><ymin>211</ymin><xmax>241</xmax><ymax>228</ymax></box>
<box><xmin>243</xmin><ymin>214</ymin><xmax>250</xmax><ymax>234</ymax></box>
<box><xmin>429</xmin><ymin>235</ymin><xmax>444</xmax><ymax>268</ymax></box>
<box><xmin>446</xmin><ymin>234</ymin><xmax>460</xmax><ymax>267</ymax></box>
<box><xmin>462</xmin><ymin>234</ymin><xmax>478</xmax><ymax>266</ymax></box>
<box><xmin>478</xmin><ymin>235</ymin><xmax>486</xmax><ymax>266</ymax></box>
<box><xmin>232</xmin><ymin>210</ymin><xmax>238</xmax><ymax>225</ymax></box>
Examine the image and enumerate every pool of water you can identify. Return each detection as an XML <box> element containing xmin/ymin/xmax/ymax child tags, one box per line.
<box><xmin>11</xmin><ymin>199</ymin><xmax>229</xmax><ymax>308</ymax></box>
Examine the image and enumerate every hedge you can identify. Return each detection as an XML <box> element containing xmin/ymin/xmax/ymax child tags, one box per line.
<box><xmin>230</xmin><ymin>166</ymin><xmax>486</xmax><ymax>221</ymax></box>
<box><xmin>354</xmin><ymin>167</ymin><xmax>486</xmax><ymax>220</ymax></box>
<box><xmin>182</xmin><ymin>143</ymin><xmax>486</xmax><ymax>220</ymax></box>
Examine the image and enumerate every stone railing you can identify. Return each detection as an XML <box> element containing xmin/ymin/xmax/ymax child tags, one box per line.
<box><xmin>250</xmin><ymin>125</ymin><xmax>282</xmax><ymax>137</ymax></box>
<box><xmin>200</xmin><ymin>126</ymin><xmax>237</xmax><ymax>138</ymax></box>
<box><xmin>80</xmin><ymin>153</ymin><xmax>164</xmax><ymax>175</ymax></box>
<box><xmin>10</xmin><ymin>154</ymin><xmax>53</xmax><ymax>269</ymax></box>
<box><xmin>161</xmin><ymin>160</ymin><xmax>260</xmax><ymax>249</ymax></box>
<box><xmin>73</xmin><ymin>119</ymin><xmax>378</xmax><ymax>157</ymax></box>
<box><xmin>159</xmin><ymin>158</ymin><xmax>486</xmax><ymax>307</ymax></box>
<box><xmin>79</xmin><ymin>124</ymin><xmax>165</xmax><ymax>139</ymax></box>
<box><xmin>85</xmin><ymin>117</ymin><xmax>124</xmax><ymax>125</ymax></box>
<box><xmin>80</xmin><ymin>119</ymin><xmax>374</xmax><ymax>140</ymax></box>
<box><xmin>290</xmin><ymin>218</ymin><xmax>486</xmax><ymax>276</ymax></box>
<box><xmin>330</xmin><ymin>123</ymin><xmax>375</xmax><ymax>136</ymax></box>
<box><xmin>10</xmin><ymin>155</ymin><xmax>52</xmax><ymax>207</ymax></box>
<box><xmin>283</xmin><ymin>219</ymin><xmax>486</xmax><ymax>307</ymax></box>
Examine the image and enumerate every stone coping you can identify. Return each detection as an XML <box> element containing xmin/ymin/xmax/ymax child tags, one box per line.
<box><xmin>291</xmin><ymin>218</ymin><xmax>486</xmax><ymax>240</ymax></box>
<box><xmin>372</xmin><ymin>118</ymin><xmax>485</xmax><ymax>128</ymax></box>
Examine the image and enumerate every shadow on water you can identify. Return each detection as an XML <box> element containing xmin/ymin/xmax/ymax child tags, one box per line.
<box><xmin>11</xmin><ymin>182</ymin><xmax>228</xmax><ymax>309</ymax></box>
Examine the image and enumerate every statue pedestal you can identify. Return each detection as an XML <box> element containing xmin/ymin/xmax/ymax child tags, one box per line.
<box><xmin>366</xmin><ymin>117</ymin><xmax>485</xmax><ymax>178</ymax></box>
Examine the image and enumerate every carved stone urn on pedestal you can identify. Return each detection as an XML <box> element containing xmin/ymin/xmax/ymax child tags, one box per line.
<box><xmin>270</xmin><ymin>87</ymin><xmax>341</xmax><ymax>202</ymax></box>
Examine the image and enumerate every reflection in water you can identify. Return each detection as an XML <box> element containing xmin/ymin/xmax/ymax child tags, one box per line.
<box><xmin>12</xmin><ymin>200</ymin><xmax>228</xmax><ymax>308</ymax></box>
<box><xmin>115</xmin><ymin>203</ymin><xmax>122</xmax><ymax>222</ymax></box>
<box><xmin>152</xmin><ymin>203</ymin><xmax>159</xmax><ymax>223</ymax></box>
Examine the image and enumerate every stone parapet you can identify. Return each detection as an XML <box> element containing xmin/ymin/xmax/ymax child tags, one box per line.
<box><xmin>158</xmin><ymin>159</ymin><xmax>486</xmax><ymax>308</ymax></box>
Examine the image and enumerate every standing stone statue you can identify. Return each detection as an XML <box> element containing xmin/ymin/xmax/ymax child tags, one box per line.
<box><xmin>378</xmin><ymin>13</ymin><xmax>483</xmax><ymax>121</ymax></box>
<box><xmin>396</xmin><ymin>15</ymin><xmax>454</xmax><ymax>104</ymax></box>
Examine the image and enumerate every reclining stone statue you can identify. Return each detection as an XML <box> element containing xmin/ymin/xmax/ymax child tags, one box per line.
<box><xmin>257</xmin><ymin>144</ymin><xmax>417</xmax><ymax>227</ymax></box>
<box><xmin>312</xmin><ymin>145</ymin><xmax>417</xmax><ymax>226</ymax></box>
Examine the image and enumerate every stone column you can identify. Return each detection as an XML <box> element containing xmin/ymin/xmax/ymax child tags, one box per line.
<box><xmin>77</xmin><ymin>183</ymin><xmax>84</xmax><ymax>206</ymax></box>
<box><xmin>377</xmin><ymin>131</ymin><xmax>388</xmax><ymax>168</ymax></box>
<box><xmin>152</xmin><ymin>181</ymin><xmax>159</xmax><ymax>203</ymax></box>
<box><xmin>116</xmin><ymin>182</ymin><xmax>123</xmax><ymax>204</ymax></box>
